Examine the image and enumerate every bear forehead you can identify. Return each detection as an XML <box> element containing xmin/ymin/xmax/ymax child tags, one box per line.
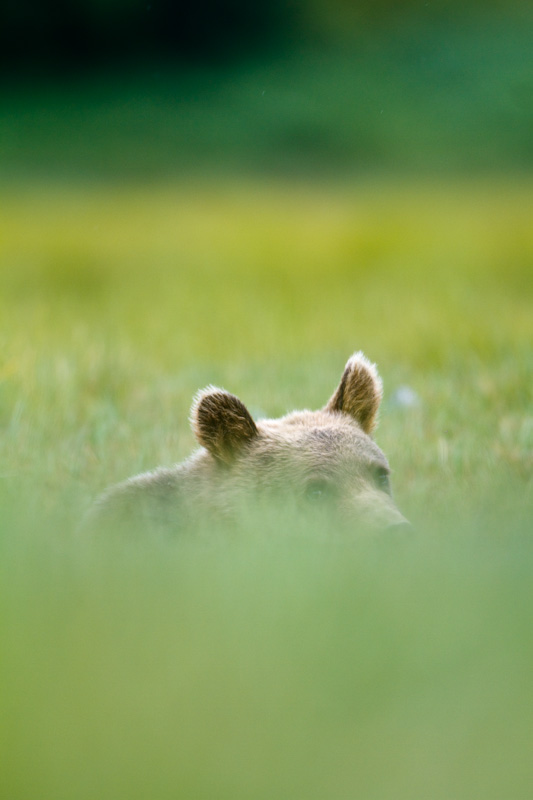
<box><xmin>256</xmin><ymin>411</ymin><xmax>388</xmax><ymax>470</ymax></box>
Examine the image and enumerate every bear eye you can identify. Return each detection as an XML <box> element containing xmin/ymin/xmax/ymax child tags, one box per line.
<box><xmin>304</xmin><ymin>479</ymin><xmax>332</xmax><ymax>502</ymax></box>
<box><xmin>373</xmin><ymin>466</ymin><xmax>391</xmax><ymax>494</ymax></box>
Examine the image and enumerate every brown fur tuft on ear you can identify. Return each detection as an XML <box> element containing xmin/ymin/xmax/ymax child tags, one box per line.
<box><xmin>190</xmin><ymin>386</ymin><xmax>258</xmax><ymax>464</ymax></box>
<box><xmin>325</xmin><ymin>352</ymin><xmax>383</xmax><ymax>434</ymax></box>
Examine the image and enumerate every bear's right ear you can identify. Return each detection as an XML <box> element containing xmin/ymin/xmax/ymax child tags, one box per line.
<box><xmin>325</xmin><ymin>352</ymin><xmax>383</xmax><ymax>434</ymax></box>
<box><xmin>191</xmin><ymin>386</ymin><xmax>258</xmax><ymax>465</ymax></box>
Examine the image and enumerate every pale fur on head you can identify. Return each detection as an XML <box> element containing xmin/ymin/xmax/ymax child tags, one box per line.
<box><xmin>86</xmin><ymin>351</ymin><xmax>408</xmax><ymax>535</ymax></box>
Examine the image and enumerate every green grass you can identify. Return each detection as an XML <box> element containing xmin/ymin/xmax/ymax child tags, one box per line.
<box><xmin>2</xmin><ymin>17</ymin><xmax>533</xmax><ymax>180</ymax></box>
<box><xmin>1</xmin><ymin>176</ymin><xmax>533</xmax><ymax>799</ymax></box>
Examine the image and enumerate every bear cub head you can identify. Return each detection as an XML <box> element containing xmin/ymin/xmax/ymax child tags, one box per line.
<box><xmin>89</xmin><ymin>352</ymin><xmax>409</xmax><ymax>535</ymax></box>
<box><xmin>189</xmin><ymin>351</ymin><xmax>408</xmax><ymax>532</ymax></box>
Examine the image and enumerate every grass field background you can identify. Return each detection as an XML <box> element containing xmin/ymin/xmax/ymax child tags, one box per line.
<box><xmin>1</xmin><ymin>175</ymin><xmax>533</xmax><ymax>798</ymax></box>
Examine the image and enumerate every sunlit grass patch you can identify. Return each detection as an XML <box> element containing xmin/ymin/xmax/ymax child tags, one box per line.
<box><xmin>1</xmin><ymin>176</ymin><xmax>531</xmax><ymax>504</ymax></box>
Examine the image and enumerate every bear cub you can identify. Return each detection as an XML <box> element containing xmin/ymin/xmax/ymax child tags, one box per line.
<box><xmin>88</xmin><ymin>352</ymin><xmax>409</xmax><ymax>534</ymax></box>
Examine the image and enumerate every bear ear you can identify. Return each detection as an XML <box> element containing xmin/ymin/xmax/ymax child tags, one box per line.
<box><xmin>190</xmin><ymin>386</ymin><xmax>258</xmax><ymax>464</ymax></box>
<box><xmin>325</xmin><ymin>352</ymin><xmax>383</xmax><ymax>434</ymax></box>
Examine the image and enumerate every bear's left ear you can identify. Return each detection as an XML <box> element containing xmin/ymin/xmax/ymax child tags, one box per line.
<box><xmin>191</xmin><ymin>386</ymin><xmax>258</xmax><ymax>465</ymax></box>
<box><xmin>325</xmin><ymin>352</ymin><xmax>383</xmax><ymax>434</ymax></box>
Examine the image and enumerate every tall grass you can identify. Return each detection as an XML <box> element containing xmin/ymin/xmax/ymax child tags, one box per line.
<box><xmin>1</xmin><ymin>176</ymin><xmax>532</xmax><ymax>798</ymax></box>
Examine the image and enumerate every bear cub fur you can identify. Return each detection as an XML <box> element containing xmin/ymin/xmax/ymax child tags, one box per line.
<box><xmin>88</xmin><ymin>352</ymin><xmax>409</xmax><ymax>534</ymax></box>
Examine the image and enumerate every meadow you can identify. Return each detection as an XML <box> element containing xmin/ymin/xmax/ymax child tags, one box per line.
<box><xmin>1</xmin><ymin>175</ymin><xmax>532</xmax><ymax>798</ymax></box>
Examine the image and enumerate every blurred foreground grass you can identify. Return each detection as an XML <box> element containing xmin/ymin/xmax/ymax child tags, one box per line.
<box><xmin>1</xmin><ymin>176</ymin><xmax>532</xmax><ymax>798</ymax></box>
